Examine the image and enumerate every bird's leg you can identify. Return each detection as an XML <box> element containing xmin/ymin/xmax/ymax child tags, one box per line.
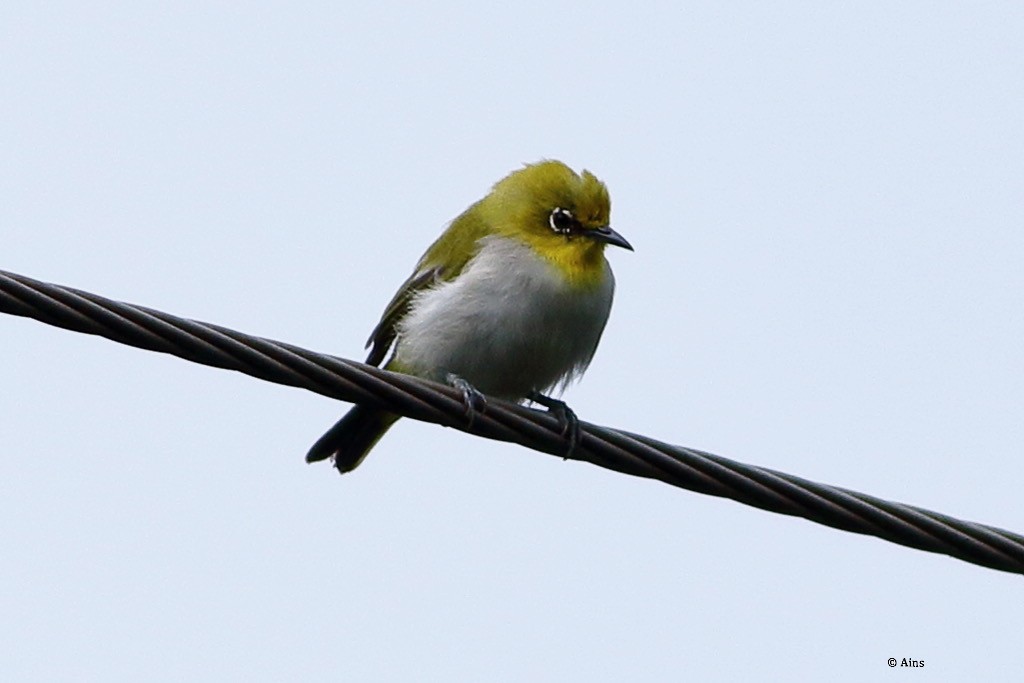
<box><xmin>446</xmin><ymin>373</ymin><xmax>488</xmax><ymax>428</ymax></box>
<box><xmin>527</xmin><ymin>391</ymin><xmax>580</xmax><ymax>458</ymax></box>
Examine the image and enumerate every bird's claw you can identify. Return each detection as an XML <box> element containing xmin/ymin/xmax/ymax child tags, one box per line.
<box><xmin>528</xmin><ymin>391</ymin><xmax>581</xmax><ymax>458</ymax></box>
<box><xmin>447</xmin><ymin>373</ymin><xmax>487</xmax><ymax>428</ymax></box>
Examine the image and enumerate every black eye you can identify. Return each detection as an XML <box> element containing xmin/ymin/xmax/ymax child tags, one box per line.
<box><xmin>549</xmin><ymin>207</ymin><xmax>575</xmax><ymax>234</ymax></box>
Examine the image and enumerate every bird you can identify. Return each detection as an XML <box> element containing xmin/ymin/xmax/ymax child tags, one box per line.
<box><xmin>306</xmin><ymin>160</ymin><xmax>632</xmax><ymax>473</ymax></box>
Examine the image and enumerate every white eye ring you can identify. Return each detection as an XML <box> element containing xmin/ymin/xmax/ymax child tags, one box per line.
<box><xmin>549</xmin><ymin>207</ymin><xmax>574</xmax><ymax>234</ymax></box>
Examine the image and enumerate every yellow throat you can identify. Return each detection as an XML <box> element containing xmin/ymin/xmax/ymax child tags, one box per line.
<box><xmin>480</xmin><ymin>160</ymin><xmax>613</xmax><ymax>288</ymax></box>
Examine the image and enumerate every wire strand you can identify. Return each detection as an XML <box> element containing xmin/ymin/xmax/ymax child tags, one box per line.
<box><xmin>2</xmin><ymin>268</ymin><xmax>1022</xmax><ymax>575</ymax></box>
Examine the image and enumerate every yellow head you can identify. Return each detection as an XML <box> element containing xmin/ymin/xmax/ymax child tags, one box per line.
<box><xmin>479</xmin><ymin>160</ymin><xmax>631</xmax><ymax>285</ymax></box>
<box><xmin>421</xmin><ymin>161</ymin><xmax>631</xmax><ymax>288</ymax></box>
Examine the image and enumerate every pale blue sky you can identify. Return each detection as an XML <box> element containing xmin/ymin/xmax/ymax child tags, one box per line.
<box><xmin>3</xmin><ymin>2</ymin><xmax>1023</xmax><ymax>681</ymax></box>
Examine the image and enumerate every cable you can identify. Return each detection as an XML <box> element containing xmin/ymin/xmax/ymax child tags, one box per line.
<box><xmin>2</xmin><ymin>267</ymin><xmax>1022</xmax><ymax>575</ymax></box>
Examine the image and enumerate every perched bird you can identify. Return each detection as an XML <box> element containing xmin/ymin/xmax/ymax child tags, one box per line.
<box><xmin>306</xmin><ymin>160</ymin><xmax>632</xmax><ymax>472</ymax></box>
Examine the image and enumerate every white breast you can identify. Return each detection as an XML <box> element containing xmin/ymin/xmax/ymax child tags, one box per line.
<box><xmin>394</xmin><ymin>235</ymin><xmax>615</xmax><ymax>400</ymax></box>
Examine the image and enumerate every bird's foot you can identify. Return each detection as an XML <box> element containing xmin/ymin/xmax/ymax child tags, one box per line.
<box><xmin>446</xmin><ymin>373</ymin><xmax>487</xmax><ymax>428</ymax></box>
<box><xmin>528</xmin><ymin>391</ymin><xmax>580</xmax><ymax>458</ymax></box>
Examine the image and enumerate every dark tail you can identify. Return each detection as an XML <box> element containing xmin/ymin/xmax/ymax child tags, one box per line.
<box><xmin>305</xmin><ymin>405</ymin><xmax>399</xmax><ymax>473</ymax></box>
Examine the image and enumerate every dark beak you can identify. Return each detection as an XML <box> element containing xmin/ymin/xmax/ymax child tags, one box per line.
<box><xmin>588</xmin><ymin>225</ymin><xmax>633</xmax><ymax>251</ymax></box>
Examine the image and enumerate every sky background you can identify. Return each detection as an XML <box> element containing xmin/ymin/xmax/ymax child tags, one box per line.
<box><xmin>2</xmin><ymin>2</ymin><xmax>1023</xmax><ymax>681</ymax></box>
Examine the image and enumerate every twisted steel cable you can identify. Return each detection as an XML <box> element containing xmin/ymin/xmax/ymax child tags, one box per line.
<box><xmin>2</xmin><ymin>267</ymin><xmax>1022</xmax><ymax>575</ymax></box>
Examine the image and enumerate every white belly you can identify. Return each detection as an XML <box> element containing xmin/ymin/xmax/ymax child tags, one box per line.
<box><xmin>394</xmin><ymin>235</ymin><xmax>615</xmax><ymax>399</ymax></box>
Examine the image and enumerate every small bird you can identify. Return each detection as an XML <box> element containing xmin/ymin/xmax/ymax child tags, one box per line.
<box><xmin>306</xmin><ymin>160</ymin><xmax>632</xmax><ymax>472</ymax></box>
